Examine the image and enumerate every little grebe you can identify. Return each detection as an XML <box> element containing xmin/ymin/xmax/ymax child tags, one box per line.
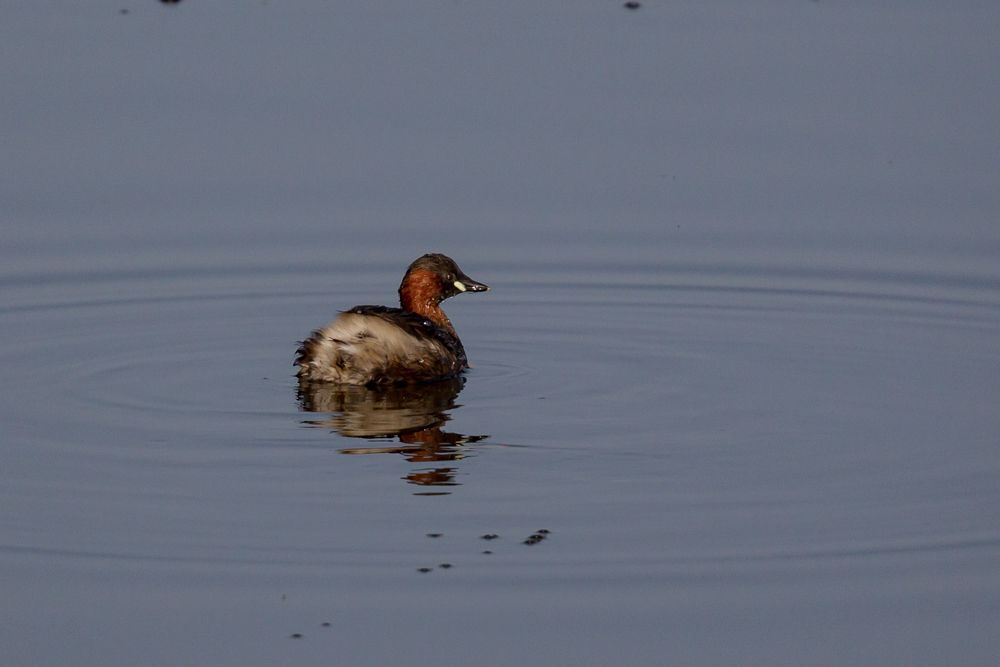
<box><xmin>295</xmin><ymin>254</ymin><xmax>489</xmax><ymax>385</ymax></box>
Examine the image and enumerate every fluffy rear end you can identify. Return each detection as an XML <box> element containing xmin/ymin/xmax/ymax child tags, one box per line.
<box><xmin>295</xmin><ymin>312</ymin><xmax>463</xmax><ymax>384</ymax></box>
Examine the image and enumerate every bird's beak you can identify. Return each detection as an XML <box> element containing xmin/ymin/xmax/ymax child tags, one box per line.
<box><xmin>457</xmin><ymin>277</ymin><xmax>489</xmax><ymax>293</ymax></box>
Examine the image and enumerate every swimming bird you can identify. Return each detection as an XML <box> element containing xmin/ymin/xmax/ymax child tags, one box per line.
<box><xmin>295</xmin><ymin>254</ymin><xmax>489</xmax><ymax>385</ymax></box>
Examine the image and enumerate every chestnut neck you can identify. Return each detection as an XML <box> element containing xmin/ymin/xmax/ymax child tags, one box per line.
<box><xmin>399</xmin><ymin>269</ymin><xmax>456</xmax><ymax>337</ymax></box>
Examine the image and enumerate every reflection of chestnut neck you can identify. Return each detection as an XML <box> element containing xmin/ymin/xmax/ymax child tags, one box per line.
<box><xmin>406</xmin><ymin>468</ymin><xmax>457</xmax><ymax>487</ymax></box>
<box><xmin>399</xmin><ymin>269</ymin><xmax>455</xmax><ymax>337</ymax></box>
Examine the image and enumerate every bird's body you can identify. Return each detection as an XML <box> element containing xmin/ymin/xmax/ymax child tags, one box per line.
<box><xmin>295</xmin><ymin>254</ymin><xmax>488</xmax><ymax>386</ymax></box>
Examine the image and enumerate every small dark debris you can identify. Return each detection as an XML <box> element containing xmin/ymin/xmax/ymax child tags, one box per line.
<box><xmin>439</xmin><ymin>563</ymin><xmax>452</xmax><ymax>569</ymax></box>
<box><xmin>290</xmin><ymin>633</ymin><xmax>303</xmax><ymax>639</ymax></box>
<box><xmin>480</xmin><ymin>534</ymin><xmax>499</xmax><ymax>540</ymax></box>
<box><xmin>418</xmin><ymin>567</ymin><xmax>433</xmax><ymax>573</ymax></box>
<box><xmin>623</xmin><ymin>1</ymin><xmax>641</xmax><ymax>9</ymax></box>
<box><xmin>426</xmin><ymin>533</ymin><xmax>443</xmax><ymax>538</ymax></box>
<box><xmin>524</xmin><ymin>530</ymin><xmax>550</xmax><ymax>545</ymax></box>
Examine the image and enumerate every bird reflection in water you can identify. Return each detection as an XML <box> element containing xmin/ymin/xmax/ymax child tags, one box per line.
<box><xmin>296</xmin><ymin>377</ymin><xmax>488</xmax><ymax>493</ymax></box>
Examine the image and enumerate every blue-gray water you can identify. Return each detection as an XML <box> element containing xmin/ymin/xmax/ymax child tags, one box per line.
<box><xmin>2</xmin><ymin>2</ymin><xmax>999</xmax><ymax>665</ymax></box>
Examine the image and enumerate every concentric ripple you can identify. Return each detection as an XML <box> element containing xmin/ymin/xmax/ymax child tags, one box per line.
<box><xmin>1</xmin><ymin>250</ymin><xmax>999</xmax><ymax>580</ymax></box>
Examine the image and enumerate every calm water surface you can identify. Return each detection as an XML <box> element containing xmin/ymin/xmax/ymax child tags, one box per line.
<box><xmin>3</xmin><ymin>1</ymin><xmax>1000</xmax><ymax>665</ymax></box>
<box><xmin>3</xmin><ymin>243</ymin><xmax>998</xmax><ymax>665</ymax></box>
